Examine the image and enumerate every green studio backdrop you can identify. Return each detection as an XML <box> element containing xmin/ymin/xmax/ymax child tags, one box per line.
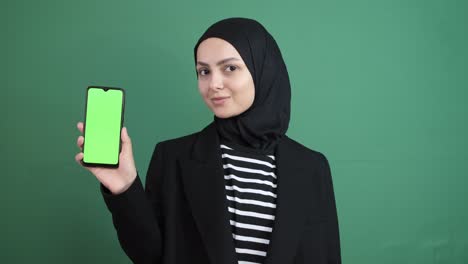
<box><xmin>3</xmin><ymin>0</ymin><xmax>468</xmax><ymax>263</ymax></box>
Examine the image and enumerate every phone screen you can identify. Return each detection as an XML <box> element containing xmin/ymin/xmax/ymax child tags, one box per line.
<box><xmin>82</xmin><ymin>86</ymin><xmax>125</xmax><ymax>167</ymax></box>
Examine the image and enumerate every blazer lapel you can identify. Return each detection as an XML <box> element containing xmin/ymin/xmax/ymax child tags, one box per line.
<box><xmin>263</xmin><ymin>136</ymin><xmax>312</xmax><ymax>264</ymax></box>
<box><xmin>179</xmin><ymin>122</ymin><xmax>237</xmax><ymax>264</ymax></box>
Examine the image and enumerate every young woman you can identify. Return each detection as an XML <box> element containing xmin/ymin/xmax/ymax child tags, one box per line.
<box><xmin>75</xmin><ymin>17</ymin><xmax>341</xmax><ymax>264</ymax></box>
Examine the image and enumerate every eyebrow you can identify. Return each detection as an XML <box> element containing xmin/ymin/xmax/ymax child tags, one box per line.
<box><xmin>196</xmin><ymin>57</ymin><xmax>240</xmax><ymax>67</ymax></box>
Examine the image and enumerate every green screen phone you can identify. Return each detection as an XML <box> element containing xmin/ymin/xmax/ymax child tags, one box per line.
<box><xmin>82</xmin><ymin>86</ymin><xmax>125</xmax><ymax>168</ymax></box>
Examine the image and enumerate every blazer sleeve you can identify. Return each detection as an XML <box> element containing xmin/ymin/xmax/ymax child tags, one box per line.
<box><xmin>100</xmin><ymin>142</ymin><xmax>165</xmax><ymax>264</ymax></box>
<box><xmin>319</xmin><ymin>153</ymin><xmax>342</xmax><ymax>264</ymax></box>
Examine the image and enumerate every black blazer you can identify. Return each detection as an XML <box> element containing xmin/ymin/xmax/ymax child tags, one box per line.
<box><xmin>100</xmin><ymin>121</ymin><xmax>341</xmax><ymax>264</ymax></box>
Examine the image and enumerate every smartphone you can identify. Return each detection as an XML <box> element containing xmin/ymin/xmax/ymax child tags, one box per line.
<box><xmin>82</xmin><ymin>86</ymin><xmax>125</xmax><ymax>168</ymax></box>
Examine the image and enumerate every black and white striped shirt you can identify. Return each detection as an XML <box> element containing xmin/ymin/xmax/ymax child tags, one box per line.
<box><xmin>220</xmin><ymin>142</ymin><xmax>277</xmax><ymax>264</ymax></box>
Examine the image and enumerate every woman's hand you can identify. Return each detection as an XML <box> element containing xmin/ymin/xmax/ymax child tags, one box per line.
<box><xmin>75</xmin><ymin>121</ymin><xmax>138</xmax><ymax>195</ymax></box>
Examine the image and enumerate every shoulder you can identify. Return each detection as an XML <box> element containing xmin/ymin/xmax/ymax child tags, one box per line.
<box><xmin>160</xmin><ymin>131</ymin><xmax>199</xmax><ymax>147</ymax></box>
<box><xmin>284</xmin><ymin>135</ymin><xmax>330</xmax><ymax>166</ymax></box>
<box><xmin>152</xmin><ymin>129</ymin><xmax>201</xmax><ymax>157</ymax></box>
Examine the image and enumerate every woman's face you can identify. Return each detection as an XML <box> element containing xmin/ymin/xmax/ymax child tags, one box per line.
<box><xmin>196</xmin><ymin>37</ymin><xmax>255</xmax><ymax>118</ymax></box>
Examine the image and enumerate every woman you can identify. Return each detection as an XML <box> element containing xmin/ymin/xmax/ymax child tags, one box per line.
<box><xmin>75</xmin><ymin>17</ymin><xmax>341</xmax><ymax>264</ymax></box>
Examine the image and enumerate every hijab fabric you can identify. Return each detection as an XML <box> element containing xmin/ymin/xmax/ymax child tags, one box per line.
<box><xmin>193</xmin><ymin>17</ymin><xmax>291</xmax><ymax>155</ymax></box>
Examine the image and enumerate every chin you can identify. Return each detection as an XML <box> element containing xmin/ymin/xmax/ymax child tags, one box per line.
<box><xmin>214</xmin><ymin>112</ymin><xmax>231</xmax><ymax>119</ymax></box>
<box><xmin>213</xmin><ymin>109</ymin><xmax>236</xmax><ymax>119</ymax></box>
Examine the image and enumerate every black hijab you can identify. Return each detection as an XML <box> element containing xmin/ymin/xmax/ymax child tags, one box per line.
<box><xmin>193</xmin><ymin>17</ymin><xmax>291</xmax><ymax>155</ymax></box>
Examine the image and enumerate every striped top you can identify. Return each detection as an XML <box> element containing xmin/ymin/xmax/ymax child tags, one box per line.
<box><xmin>220</xmin><ymin>142</ymin><xmax>278</xmax><ymax>264</ymax></box>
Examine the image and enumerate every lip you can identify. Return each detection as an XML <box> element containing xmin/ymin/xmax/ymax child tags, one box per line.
<box><xmin>212</xmin><ymin>96</ymin><xmax>230</xmax><ymax>100</ymax></box>
<box><xmin>211</xmin><ymin>96</ymin><xmax>230</xmax><ymax>105</ymax></box>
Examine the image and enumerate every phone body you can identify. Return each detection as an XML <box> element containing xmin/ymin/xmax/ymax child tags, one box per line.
<box><xmin>82</xmin><ymin>86</ymin><xmax>125</xmax><ymax>168</ymax></box>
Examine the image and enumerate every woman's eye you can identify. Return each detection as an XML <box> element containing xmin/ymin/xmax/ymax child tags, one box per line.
<box><xmin>226</xmin><ymin>65</ymin><xmax>237</xmax><ymax>72</ymax></box>
<box><xmin>198</xmin><ymin>69</ymin><xmax>209</xmax><ymax>76</ymax></box>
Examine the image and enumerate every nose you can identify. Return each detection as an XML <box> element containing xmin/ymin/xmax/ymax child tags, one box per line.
<box><xmin>208</xmin><ymin>71</ymin><xmax>224</xmax><ymax>90</ymax></box>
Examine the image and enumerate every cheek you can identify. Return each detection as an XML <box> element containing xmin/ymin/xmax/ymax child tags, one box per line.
<box><xmin>237</xmin><ymin>77</ymin><xmax>255</xmax><ymax>104</ymax></box>
<box><xmin>197</xmin><ymin>81</ymin><xmax>208</xmax><ymax>97</ymax></box>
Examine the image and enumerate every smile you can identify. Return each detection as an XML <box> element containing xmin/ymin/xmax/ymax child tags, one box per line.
<box><xmin>211</xmin><ymin>97</ymin><xmax>230</xmax><ymax>105</ymax></box>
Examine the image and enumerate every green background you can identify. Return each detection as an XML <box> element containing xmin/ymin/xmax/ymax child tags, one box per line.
<box><xmin>3</xmin><ymin>0</ymin><xmax>467</xmax><ymax>263</ymax></box>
